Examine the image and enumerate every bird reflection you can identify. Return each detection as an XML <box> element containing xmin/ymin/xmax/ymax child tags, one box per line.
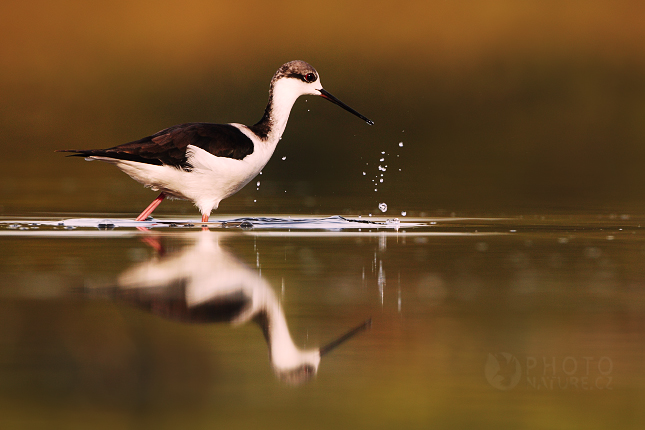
<box><xmin>116</xmin><ymin>231</ymin><xmax>370</xmax><ymax>384</ymax></box>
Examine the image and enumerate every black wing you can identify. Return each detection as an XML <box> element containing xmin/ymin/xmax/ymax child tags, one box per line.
<box><xmin>58</xmin><ymin>123</ymin><xmax>255</xmax><ymax>168</ymax></box>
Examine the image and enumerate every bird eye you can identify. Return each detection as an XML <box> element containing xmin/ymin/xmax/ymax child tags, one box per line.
<box><xmin>304</xmin><ymin>73</ymin><xmax>316</xmax><ymax>82</ymax></box>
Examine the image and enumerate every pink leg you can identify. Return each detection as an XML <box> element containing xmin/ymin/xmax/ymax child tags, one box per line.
<box><xmin>201</xmin><ymin>213</ymin><xmax>210</xmax><ymax>231</ymax></box>
<box><xmin>135</xmin><ymin>192</ymin><xmax>166</xmax><ymax>221</ymax></box>
<box><xmin>139</xmin><ymin>234</ymin><xmax>165</xmax><ymax>254</ymax></box>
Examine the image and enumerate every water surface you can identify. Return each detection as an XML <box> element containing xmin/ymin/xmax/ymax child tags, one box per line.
<box><xmin>1</xmin><ymin>214</ymin><xmax>643</xmax><ymax>429</ymax></box>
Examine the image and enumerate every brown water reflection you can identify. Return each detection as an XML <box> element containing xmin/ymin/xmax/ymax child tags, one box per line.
<box><xmin>0</xmin><ymin>216</ymin><xmax>644</xmax><ymax>428</ymax></box>
<box><xmin>114</xmin><ymin>231</ymin><xmax>371</xmax><ymax>385</ymax></box>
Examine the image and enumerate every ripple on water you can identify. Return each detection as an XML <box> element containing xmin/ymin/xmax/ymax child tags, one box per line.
<box><xmin>0</xmin><ymin>215</ymin><xmax>427</xmax><ymax>232</ymax></box>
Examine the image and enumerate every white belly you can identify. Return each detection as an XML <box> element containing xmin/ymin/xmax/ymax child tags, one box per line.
<box><xmin>92</xmin><ymin>143</ymin><xmax>275</xmax><ymax>215</ymax></box>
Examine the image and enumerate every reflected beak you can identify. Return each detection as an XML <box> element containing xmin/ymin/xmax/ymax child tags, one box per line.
<box><xmin>319</xmin><ymin>318</ymin><xmax>372</xmax><ymax>357</ymax></box>
<box><xmin>318</xmin><ymin>89</ymin><xmax>374</xmax><ymax>125</ymax></box>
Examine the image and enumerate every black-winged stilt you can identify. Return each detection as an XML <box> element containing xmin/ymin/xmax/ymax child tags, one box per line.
<box><xmin>58</xmin><ymin>60</ymin><xmax>373</xmax><ymax>222</ymax></box>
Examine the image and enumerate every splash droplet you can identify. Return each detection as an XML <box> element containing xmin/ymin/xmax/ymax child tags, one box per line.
<box><xmin>379</xmin><ymin>203</ymin><xmax>388</xmax><ymax>212</ymax></box>
<box><xmin>281</xmin><ymin>156</ymin><xmax>287</xmax><ymax>160</ymax></box>
<box><xmin>399</xmin><ymin>142</ymin><xmax>403</xmax><ymax>147</ymax></box>
<box><xmin>401</xmin><ymin>211</ymin><xmax>407</xmax><ymax>216</ymax></box>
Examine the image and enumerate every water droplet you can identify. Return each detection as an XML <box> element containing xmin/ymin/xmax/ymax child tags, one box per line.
<box><xmin>381</xmin><ymin>151</ymin><xmax>385</xmax><ymax>155</ymax></box>
<box><xmin>379</xmin><ymin>158</ymin><xmax>385</xmax><ymax>162</ymax></box>
<box><xmin>401</xmin><ymin>211</ymin><xmax>407</xmax><ymax>216</ymax></box>
<box><xmin>282</xmin><ymin>156</ymin><xmax>287</xmax><ymax>160</ymax></box>
<box><xmin>362</xmin><ymin>172</ymin><xmax>366</xmax><ymax>175</ymax></box>
<box><xmin>399</xmin><ymin>142</ymin><xmax>403</xmax><ymax>147</ymax></box>
<box><xmin>379</xmin><ymin>202</ymin><xmax>388</xmax><ymax>212</ymax></box>
<box><xmin>256</xmin><ymin>181</ymin><xmax>260</xmax><ymax>187</ymax></box>
<box><xmin>379</xmin><ymin>178</ymin><xmax>383</xmax><ymax>183</ymax></box>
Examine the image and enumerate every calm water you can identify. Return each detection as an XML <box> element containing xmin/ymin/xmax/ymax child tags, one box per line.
<box><xmin>3</xmin><ymin>2</ymin><xmax>645</xmax><ymax>428</ymax></box>
<box><xmin>0</xmin><ymin>214</ymin><xmax>643</xmax><ymax>429</ymax></box>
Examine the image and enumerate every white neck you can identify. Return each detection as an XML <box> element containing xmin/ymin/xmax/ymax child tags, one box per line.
<box><xmin>251</xmin><ymin>78</ymin><xmax>317</xmax><ymax>145</ymax></box>
<box><xmin>263</xmin><ymin>292</ymin><xmax>321</xmax><ymax>372</ymax></box>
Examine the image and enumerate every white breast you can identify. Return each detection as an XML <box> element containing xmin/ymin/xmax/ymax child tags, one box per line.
<box><xmin>100</xmin><ymin>126</ymin><xmax>277</xmax><ymax>215</ymax></box>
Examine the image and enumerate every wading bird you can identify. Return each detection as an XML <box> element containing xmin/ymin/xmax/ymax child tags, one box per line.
<box><xmin>59</xmin><ymin>61</ymin><xmax>373</xmax><ymax>222</ymax></box>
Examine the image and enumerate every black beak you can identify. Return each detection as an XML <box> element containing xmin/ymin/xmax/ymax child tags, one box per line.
<box><xmin>319</xmin><ymin>318</ymin><xmax>372</xmax><ymax>357</ymax></box>
<box><xmin>319</xmin><ymin>89</ymin><xmax>374</xmax><ymax>125</ymax></box>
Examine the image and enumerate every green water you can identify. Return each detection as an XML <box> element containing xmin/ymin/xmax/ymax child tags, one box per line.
<box><xmin>0</xmin><ymin>216</ymin><xmax>643</xmax><ymax>429</ymax></box>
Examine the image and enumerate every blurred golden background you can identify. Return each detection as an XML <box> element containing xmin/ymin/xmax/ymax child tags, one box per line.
<box><xmin>2</xmin><ymin>0</ymin><xmax>645</xmax><ymax>216</ymax></box>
